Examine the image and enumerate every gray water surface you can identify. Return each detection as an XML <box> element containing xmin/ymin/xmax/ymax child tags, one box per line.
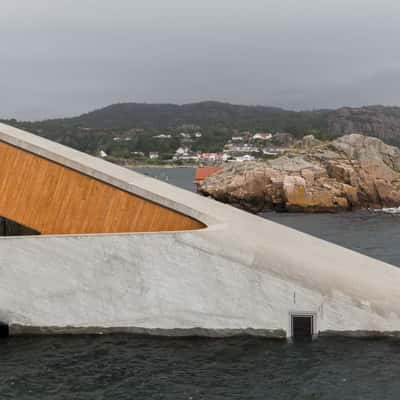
<box><xmin>2</xmin><ymin>335</ymin><xmax>400</xmax><ymax>400</ymax></box>
<box><xmin>263</xmin><ymin>211</ymin><xmax>400</xmax><ymax>267</ymax></box>
<box><xmin>134</xmin><ymin>167</ymin><xmax>196</xmax><ymax>192</ymax></box>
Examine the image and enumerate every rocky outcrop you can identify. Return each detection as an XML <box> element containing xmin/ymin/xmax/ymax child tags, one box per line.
<box><xmin>198</xmin><ymin>134</ymin><xmax>400</xmax><ymax>213</ymax></box>
<box><xmin>328</xmin><ymin>106</ymin><xmax>400</xmax><ymax>142</ymax></box>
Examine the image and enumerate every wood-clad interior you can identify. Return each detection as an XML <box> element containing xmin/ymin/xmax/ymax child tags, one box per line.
<box><xmin>0</xmin><ymin>141</ymin><xmax>205</xmax><ymax>235</ymax></box>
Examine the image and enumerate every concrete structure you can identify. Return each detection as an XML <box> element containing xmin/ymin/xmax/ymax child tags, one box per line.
<box><xmin>0</xmin><ymin>122</ymin><xmax>400</xmax><ymax>338</ymax></box>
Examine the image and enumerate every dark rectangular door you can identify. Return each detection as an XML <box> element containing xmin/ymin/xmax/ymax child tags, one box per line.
<box><xmin>292</xmin><ymin>315</ymin><xmax>313</xmax><ymax>338</ymax></box>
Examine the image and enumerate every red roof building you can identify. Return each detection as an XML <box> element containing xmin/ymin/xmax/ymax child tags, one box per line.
<box><xmin>194</xmin><ymin>167</ymin><xmax>223</xmax><ymax>191</ymax></box>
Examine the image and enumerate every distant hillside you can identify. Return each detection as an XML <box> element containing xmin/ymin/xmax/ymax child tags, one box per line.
<box><xmin>44</xmin><ymin>101</ymin><xmax>328</xmax><ymax>134</ymax></box>
<box><xmin>327</xmin><ymin>106</ymin><xmax>400</xmax><ymax>145</ymax></box>
<box><xmin>4</xmin><ymin>102</ymin><xmax>400</xmax><ymax>160</ymax></box>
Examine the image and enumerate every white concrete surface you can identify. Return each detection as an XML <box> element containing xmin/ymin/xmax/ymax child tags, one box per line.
<box><xmin>0</xmin><ymin>122</ymin><xmax>400</xmax><ymax>337</ymax></box>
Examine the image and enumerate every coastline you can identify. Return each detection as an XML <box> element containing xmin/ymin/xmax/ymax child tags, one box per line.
<box><xmin>129</xmin><ymin>164</ymin><xmax>197</xmax><ymax>169</ymax></box>
<box><xmin>104</xmin><ymin>158</ymin><xmax>198</xmax><ymax>169</ymax></box>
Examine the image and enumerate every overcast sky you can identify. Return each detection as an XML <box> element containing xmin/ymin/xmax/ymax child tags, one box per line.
<box><xmin>1</xmin><ymin>0</ymin><xmax>400</xmax><ymax>120</ymax></box>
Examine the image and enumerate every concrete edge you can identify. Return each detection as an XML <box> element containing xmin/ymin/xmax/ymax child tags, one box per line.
<box><xmin>319</xmin><ymin>330</ymin><xmax>400</xmax><ymax>339</ymax></box>
<box><xmin>0</xmin><ymin>221</ymin><xmax>228</xmax><ymax>240</ymax></box>
<box><xmin>8</xmin><ymin>326</ymin><xmax>400</xmax><ymax>340</ymax></box>
<box><xmin>8</xmin><ymin>325</ymin><xmax>286</xmax><ymax>339</ymax></box>
<box><xmin>0</xmin><ymin>123</ymin><xmax>218</xmax><ymax>227</ymax></box>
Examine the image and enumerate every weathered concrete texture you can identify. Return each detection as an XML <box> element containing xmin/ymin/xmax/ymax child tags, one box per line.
<box><xmin>0</xmin><ymin>123</ymin><xmax>400</xmax><ymax>338</ymax></box>
<box><xmin>1</xmin><ymin>227</ymin><xmax>400</xmax><ymax>338</ymax></box>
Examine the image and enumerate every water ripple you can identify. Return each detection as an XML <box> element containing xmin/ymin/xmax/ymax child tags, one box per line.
<box><xmin>1</xmin><ymin>336</ymin><xmax>400</xmax><ymax>399</ymax></box>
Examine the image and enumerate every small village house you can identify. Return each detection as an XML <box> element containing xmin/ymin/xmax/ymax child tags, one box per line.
<box><xmin>193</xmin><ymin>166</ymin><xmax>223</xmax><ymax>192</ymax></box>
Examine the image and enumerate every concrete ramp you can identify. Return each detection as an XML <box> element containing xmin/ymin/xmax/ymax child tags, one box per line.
<box><xmin>0</xmin><ymin>122</ymin><xmax>399</xmax><ymax>338</ymax></box>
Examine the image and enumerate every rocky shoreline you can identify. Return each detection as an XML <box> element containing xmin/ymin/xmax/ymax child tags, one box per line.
<box><xmin>198</xmin><ymin>134</ymin><xmax>400</xmax><ymax>213</ymax></box>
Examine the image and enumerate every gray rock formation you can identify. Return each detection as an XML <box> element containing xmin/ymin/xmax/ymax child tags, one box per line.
<box><xmin>199</xmin><ymin>134</ymin><xmax>400</xmax><ymax>212</ymax></box>
<box><xmin>328</xmin><ymin>106</ymin><xmax>400</xmax><ymax>143</ymax></box>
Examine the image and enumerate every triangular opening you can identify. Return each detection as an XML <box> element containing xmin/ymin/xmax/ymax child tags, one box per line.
<box><xmin>0</xmin><ymin>216</ymin><xmax>40</xmax><ymax>236</ymax></box>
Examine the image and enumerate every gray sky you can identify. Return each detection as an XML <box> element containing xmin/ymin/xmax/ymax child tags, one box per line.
<box><xmin>1</xmin><ymin>0</ymin><xmax>400</xmax><ymax>120</ymax></box>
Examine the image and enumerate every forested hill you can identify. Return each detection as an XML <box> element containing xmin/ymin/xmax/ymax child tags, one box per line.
<box><xmin>38</xmin><ymin>101</ymin><xmax>328</xmax><ymax>134</ymax></box>
<box><xmin>3</xmin><ymin>102</ymin><xmax>400</xmax><ymax>159</ymax></box>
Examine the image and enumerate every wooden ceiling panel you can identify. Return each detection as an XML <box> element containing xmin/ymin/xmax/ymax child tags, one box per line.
<box><xmin>0</xmin><ymin>142</ymin><xmax>205</xmax><ymax>235</ymax></box>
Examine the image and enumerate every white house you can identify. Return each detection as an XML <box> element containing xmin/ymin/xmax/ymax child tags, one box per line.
<box><xmin>199</xmin><ymin>153</ymin><xmax>223</xmax><ymax>161</ymax></box>
<box><xmin>235</xmin><ymin>154</ymin><xmax>255</xmax><ymax>162</ymax></box>
<box><xmin>228</xmin><ymin>144</ymin><xmax>259</xmax><ymax>153</ymax></box>
<box><xmin>175</xmin><ymin>146</ymin><xmax>190</xmax><ymax>156</ymax></box>
<box><xmin>153</xmin><ymin>134</ymin><xmax>172</xmax><ymax>139</ymax></box>
<box><xmin>221</xmin><ymin>153</ymin><xmax>232</xmax><ymax>162</ymax></box>
<box><xmin>253</xmin><ymin>133</ymin><xmax>272</xmax><ymax>141</ymax></box>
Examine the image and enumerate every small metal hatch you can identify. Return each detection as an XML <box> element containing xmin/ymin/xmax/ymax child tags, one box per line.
<box><xmin>291</xmin><ymin>314</ymin><xmax>314</xmax><ymax>339</ymax></box>
<box><xmin>0</xmin><ymin>322</ymin><xmax>9</xmax><ymax>338</ymax></box>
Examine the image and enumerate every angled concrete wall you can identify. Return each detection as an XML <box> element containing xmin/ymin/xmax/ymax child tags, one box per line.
<box><xmin>0</xmin><ymin>122</ymin><xmax>400</xmax><ymax>337</ymax></box>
